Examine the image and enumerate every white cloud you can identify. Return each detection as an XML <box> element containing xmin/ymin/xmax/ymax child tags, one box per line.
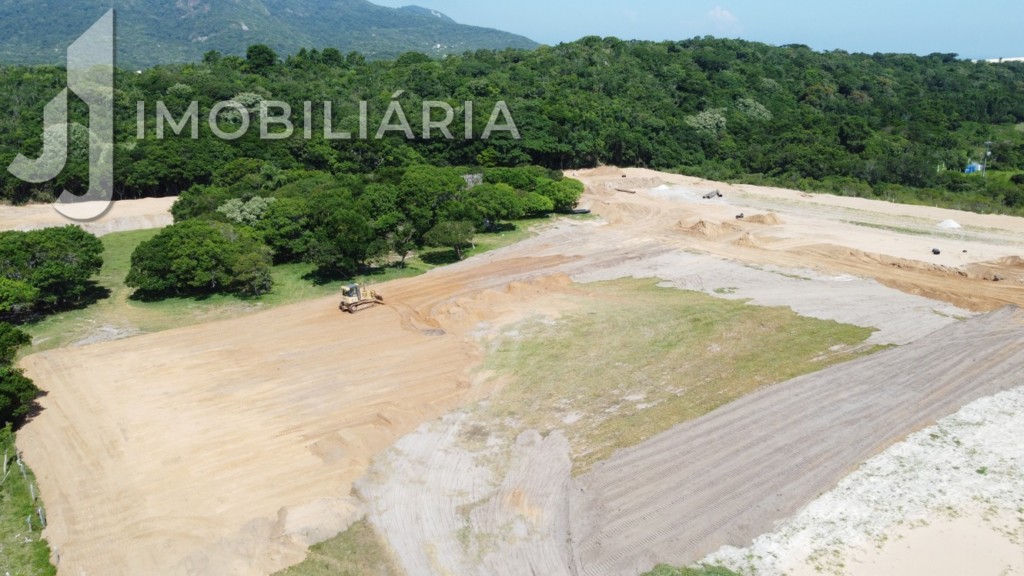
<box><xmin>707</xmin><ymin>5</ymin><xmax>742</xmax><ymax>35</ymax></box>
<box><xmin>708</xmin><ymin>6</ymin><xmax>737</xmax><ymax>26</ymax></box>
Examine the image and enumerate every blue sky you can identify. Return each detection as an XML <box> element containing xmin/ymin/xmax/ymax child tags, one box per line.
<box><xmin>374</xmin><ymin>0</ymin><xmax>1023</xmax><ymax>60</ymax></box>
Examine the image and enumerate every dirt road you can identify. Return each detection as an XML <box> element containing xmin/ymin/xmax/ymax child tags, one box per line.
<box><xmin>0</xmin><ymin>197</ymin><xmax>175</xmax><ymax>235</ymax></box>
<box><xmin>16</xmin><ymin>168</ymin><xmax>1024</xmax><ymax>575</ymax></box>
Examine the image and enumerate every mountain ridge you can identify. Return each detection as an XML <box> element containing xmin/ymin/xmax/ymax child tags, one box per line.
<box><xmin>0</xmin><ymin>0</ymin><xmax>538</xmax><ymax>68</ymax></box>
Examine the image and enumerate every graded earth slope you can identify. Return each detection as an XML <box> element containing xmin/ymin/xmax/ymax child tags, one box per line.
<box><xmin>16</xmin><ymin>167</ymin><xmax>1024</xmax><ymax>575</ymax></box>
<box><xmin>570</xmin><ymin>306</ymin><xmax>1024</xmax><ymax>575</ymax></box>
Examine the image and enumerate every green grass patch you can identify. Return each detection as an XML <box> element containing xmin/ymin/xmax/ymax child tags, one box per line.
<box><xmin>642</xmin><ymin>565</ymin><xmax>741</xmax><ymax>576</ymax></box>
<box><xmin>274</xmin><ymin>518</ymin><xmax>400</xmax><ymax>576</ymax></box>
<box><xmin>24</xmin><ymin>219</ymin><xmax>546</xmax><ymax>353</ymax></box>
<box><xmin>0</xmin><ymin>427</ymin><xmax>56</xmax><ymax>576</ymax></box>
<box><xmin>483</xmin><ymin>279</ymin><xmax>875</xmax><ymax>475</ymax></box>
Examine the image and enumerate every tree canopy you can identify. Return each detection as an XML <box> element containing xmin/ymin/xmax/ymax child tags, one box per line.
<box><xmin>424</xmin><ymin>221</ymin><xmax>476</xmax><ymax>260</ymax></box>
<box><xmin>125</xmin><ymin>220</ymin><xmax>273</xmax><ymax>298</ymax></box>
<box><xmin>142</xmin><ymin>162</ymin><xmax>577</xmax><ymax>294</ymax></box>
<box><xmin>0</xmin><ymin>37</ymin><xmax>1022</xmax><ymax>212</ymax></box>
<box><xmin>0</xmin><ymin>226</ymin><xmax>104</xmax><ymax>311</ymax></box>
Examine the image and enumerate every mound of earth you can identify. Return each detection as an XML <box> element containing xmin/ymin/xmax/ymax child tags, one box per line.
<box><xmin>733</xmin><ymin>232</ymin><xmax>761</xmax><ymax>248</ymax></box>
<box><xmin>745</xmin><ymin>213</ymin><xmax>784</xmax><ymax>225</ymax></box>
<box><xmin>990</xmin><ymin>255</ymin><xmax>1024</xmax><ymax>268</ymax></box>
<box><xmin>683</xmin><ymin>219</ymin><xmax>743</xmax><ymax>239</ymax></box>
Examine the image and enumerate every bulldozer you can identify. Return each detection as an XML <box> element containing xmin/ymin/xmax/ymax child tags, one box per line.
<box><xmin>339</xmin><ymin>283</ymin><xmax>384</xmax><ymax>313</ymax></box>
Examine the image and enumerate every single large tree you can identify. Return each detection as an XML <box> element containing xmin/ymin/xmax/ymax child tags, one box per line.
<box><xmin>0</xmin><ymin>226</ymin><xmax>103</xmax><ymax>309</ymax></box>
<box><xmin>424</xmin><ymin>221</ymin><xmax>476</xmax><ymax>260</ymax></box>
<box><xmin>126</xmin><ymin>220</ymin><xmax>273</xmax><ymax>297</ymax></box>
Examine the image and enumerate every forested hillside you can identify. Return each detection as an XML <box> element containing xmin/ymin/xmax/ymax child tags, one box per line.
<box><xmin>2</xmin><ymin>36</ymin><xmax>1024</xmax><ymax>212</ymax></box>
<box><xmin>0</xmin><ymin>0</ymin><xmax>538</xmax><ymax>68</ymax></box>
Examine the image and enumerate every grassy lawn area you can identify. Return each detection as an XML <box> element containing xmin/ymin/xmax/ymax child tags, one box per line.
<box><xmin>0</xmin><ymin>428</ymin><xmax>55</xmax><ymax>576</ymax></box>
<box><xmin>23</xmin><ymin>217</ymin><xmax>549</xmax><ymax>353</ymax></box>
<box><xmin>482</xmin><ymin>278</ymin><xmax>877</xmax><ymax>475</ymax></box>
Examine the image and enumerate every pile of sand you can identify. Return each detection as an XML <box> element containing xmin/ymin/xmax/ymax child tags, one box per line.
<box><xmin>745</xmin><ymin>212</ymin><xmax>784</xmax><ymax>225</ymax></box>
<box><xmin>427</xmin><ymin>275</ymin><xmax>577</xmax><ymax>333</ymax></box>
<box><xmin>683</xmin><ymin>220</ymin><xmax>743</xmax><ymax>239</ymax></box>
<box><xmin>991</xmin><ymin>255</ymin><xmax>1024</xmax><ymax>268</ymax></box>
<box><xmin>733</xmin><ymin>232</ymin><xmax>762</xmax><ymax>248</ymax></box>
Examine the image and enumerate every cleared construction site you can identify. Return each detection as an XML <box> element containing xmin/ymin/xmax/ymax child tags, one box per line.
<box><xmin>16</xmin><ymin>167</ymin><xmax>1024</xmax><ymax>575</ymax></box>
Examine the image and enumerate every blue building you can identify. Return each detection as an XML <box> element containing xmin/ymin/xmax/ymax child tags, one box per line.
<box><xmin>965</xmin><ymin>161</ymin><xmax>983</xmax><ymax>174</ymax></box>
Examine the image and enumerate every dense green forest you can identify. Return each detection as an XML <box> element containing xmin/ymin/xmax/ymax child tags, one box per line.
<box><xmin>2</xmin><ymin>36</ymin><xmax>1024</xmax><ymax>213</ymax></box>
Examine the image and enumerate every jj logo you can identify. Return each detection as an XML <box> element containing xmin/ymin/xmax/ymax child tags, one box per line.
<box><xmin>7</xmin><ymin>10</ymin><xmax>114</xmax><ymax>221</ymax></box>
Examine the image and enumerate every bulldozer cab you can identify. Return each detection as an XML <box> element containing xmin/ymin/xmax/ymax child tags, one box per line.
<box><xmin>341</xmin><ymin>284</ymin><xmax>361</xmax><ymax>300</ymax></box>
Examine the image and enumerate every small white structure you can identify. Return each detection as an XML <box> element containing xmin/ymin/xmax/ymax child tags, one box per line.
<box><xmin>937</xmin><ymin>219</ymin><xmax>962</xmax><ymax>230</ymax></box>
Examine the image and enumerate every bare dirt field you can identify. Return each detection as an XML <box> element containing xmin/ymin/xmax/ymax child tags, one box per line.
<box><xmin>15</xmin><ymin>168</ymin><xmax>1024</xmax><ymax>575</ymax></box>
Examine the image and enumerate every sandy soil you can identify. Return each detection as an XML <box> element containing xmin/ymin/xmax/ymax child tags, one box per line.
<box><xmin>839</xmin><ymin>515</ymin><xmax>1022</xmax><ymax>576</ymax></box>
<box><xmin>16</xmin><ymin>167</ymin><xmax>1024</xmax><ymax>575</ymax></box>
<box><xmin>0</xmin><ymin>197</ymin><xmax>175</xmax><ymax>235</ymax></box>
<box><xmin>17</xmin><ymin>264</ymin><xmax>577</xmax><ymax>576</ymax></box>
<box><xmin>705</xmin><ymin>385</ymin><xmax>1024</xmax><ymax>576</ymax></box>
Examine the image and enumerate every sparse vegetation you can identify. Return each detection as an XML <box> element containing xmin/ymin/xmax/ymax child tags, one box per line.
<box><xmin>0</xmin><ymin>426</ymin><xmax>56</xmax><ymax>576</ymax></box>
<box><xmin>484</xmin><ymin>279</ymin><xmax>875</xmax><ymax>474</ymax></box>
<box><xmin>274</xmin><ymin>518</ymin><xmax>400</xmax><ymax>576</ymax></box>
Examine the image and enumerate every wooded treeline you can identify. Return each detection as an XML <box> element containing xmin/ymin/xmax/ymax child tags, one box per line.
<box><xmin>1</xmin><ymin>37</ymin><xmax>1023</xmax><ymax>211</ymax></box>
